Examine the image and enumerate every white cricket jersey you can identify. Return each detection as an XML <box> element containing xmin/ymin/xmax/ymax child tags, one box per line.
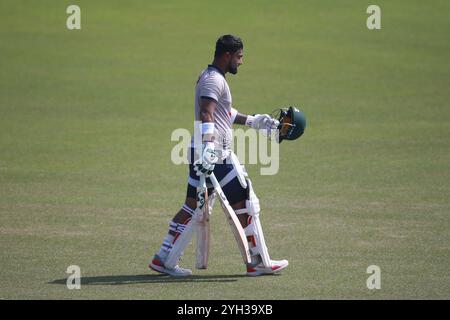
<box><xmin>193</xmin><ymin>65</ymin><xmax>236</xmax><ymax>158</ymax></box>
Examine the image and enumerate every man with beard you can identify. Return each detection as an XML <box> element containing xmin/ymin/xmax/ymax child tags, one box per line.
<box><xmin>150</xmin><ymin>35</ymin><xmax>288</xmax><ymax>276</ymax></box>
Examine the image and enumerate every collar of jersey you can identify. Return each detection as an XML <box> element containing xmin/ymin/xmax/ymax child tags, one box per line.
<box><xmin>207</xmin><ymin>64</ymin><xmax>225</xmax><ymax>77</ymax></box>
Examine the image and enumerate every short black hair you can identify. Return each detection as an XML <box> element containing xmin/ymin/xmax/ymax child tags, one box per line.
<box><xmin>214</xmin><ymin>35</ymin><xmax>243</xmax><ymax>58</ymax></box>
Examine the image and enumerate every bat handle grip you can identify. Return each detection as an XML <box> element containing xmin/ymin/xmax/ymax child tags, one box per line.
<box><xmin>199</xmin><ymin>174</ymin><xmax>206</xmax><ymax>187</ymax></box>
<box><xmin>208</xmin><ymin>173</ymin><xmax>219</xmax><ymax>189</ymax></box>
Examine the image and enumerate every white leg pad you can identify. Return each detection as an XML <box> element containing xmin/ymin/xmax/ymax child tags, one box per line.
<box><xmin>242</xmin><ymin>179</ymin><xmax>271</xmax><ymax>268</ymax></box>
<box><xmin>165</xmin><ymin>215</ymin><xmax>196</xmax><ymax>269</ymax></box>
<box><xmin>167</xmin><ymin>188</ymin><xmax>217</xmax><ymax>270</ymax></box>
<box><xmin>230</xmin><ymin>152</ymin><xmax>248</xmax><ymax>189</ymax></box>
<box><xmin>244</xmin><ymin>214</ymin><xmax>271</xmax><ymax>268</ymax></box>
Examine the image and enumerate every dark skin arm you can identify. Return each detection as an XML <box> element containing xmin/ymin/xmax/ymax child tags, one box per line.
<box><xmin>201</xmin><ymin>100</ymin><xmax>248</xmax><ymax>126</ymax></box>
<box><xmin>199</xmin><ymin>98</ymin><xmax>216</xmax><ymax>141</ymax></box>
<box><xmin>234</xmin><ymin>112</ymin><xmax>248</xmax><ymax>125</ymax></box>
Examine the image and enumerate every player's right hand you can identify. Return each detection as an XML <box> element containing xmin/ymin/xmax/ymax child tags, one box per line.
<box><xmin>193</xmin><ymin>142</ymin><xmax>218</xmax><ymax>177</ymax></box>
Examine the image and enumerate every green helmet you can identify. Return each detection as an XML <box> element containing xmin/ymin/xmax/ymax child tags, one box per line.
<box><xmin>272</xmin><ymin>106</ymin><xmax>306</xmax><ymax>143</ymax></box>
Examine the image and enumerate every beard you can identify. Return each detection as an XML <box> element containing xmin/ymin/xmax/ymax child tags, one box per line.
<box><xmin>228</xmin><ymin>62</ymin><xmax>238</xmax><ymax>74</ymax></box>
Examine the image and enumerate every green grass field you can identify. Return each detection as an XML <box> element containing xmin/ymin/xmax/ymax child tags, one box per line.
<box><xmin>1</xmin><ymin>0</ymin><xmax>449</xmax><ymax>299</ymax></box>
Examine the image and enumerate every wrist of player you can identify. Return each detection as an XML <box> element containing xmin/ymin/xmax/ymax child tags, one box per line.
<box><xmin>201</xmin><ymin>121</ymin><xmax>215</xmax><ymax>146</ymax></box>
<box><xmin>245</xmin><ymin>115</ymin><xmax>256</xmax><ymax>128</ymax></box>
<box><xmin>201</xmin><ymin>122</ymin><xmax>215</xmax><ymax>142</ymax></box>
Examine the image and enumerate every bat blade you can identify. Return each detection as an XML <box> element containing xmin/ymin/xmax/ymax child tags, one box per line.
<box><xmin>195</xmin><ymin>175</ymin><xmax>210</xmax><ymax>269</ymax></box>
<box><xmin>210</xmin><ymin>174</ymin><xmax>251</xmax><ymax>265</ymax></box>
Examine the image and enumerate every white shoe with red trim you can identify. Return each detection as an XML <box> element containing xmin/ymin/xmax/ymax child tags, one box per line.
<box><xmin>246</xmin><ymin>259</ymin><xmax>289</xmax><ymax>276</ymax></box>
<box><xmin>149</xmin><ymin>254</ymin><xmax>192</xmax><ymax>277</ymax></box>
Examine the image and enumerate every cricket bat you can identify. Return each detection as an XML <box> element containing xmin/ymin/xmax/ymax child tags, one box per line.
<box><xmin>195</xmin><ymin>174</ymin><xmax>210</xmax><ymax>269</ymax></box>
<box><xmin>209</xmin><ymin>173</ymin><xmax>252</xmax><ymax>265</ymax></box>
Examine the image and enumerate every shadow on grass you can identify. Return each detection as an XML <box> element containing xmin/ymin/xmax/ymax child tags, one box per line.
<box><xmin>49</xmin><ymin>273</ymin><xmax>249</xmax><ymax>285</ymax></box>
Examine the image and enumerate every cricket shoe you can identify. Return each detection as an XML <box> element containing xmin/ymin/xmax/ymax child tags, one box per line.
<box><xmin>246</xmin><ymin>259</ymin><xmax>289</xmax><ymax>276</ymax></box>
<box><xmin>149</xmin><ymin>254</ymin><xmax>192</xmax><ymax>277</ymax></box>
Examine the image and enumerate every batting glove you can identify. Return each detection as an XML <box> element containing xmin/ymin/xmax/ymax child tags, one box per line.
<box><xmin>246</xmin><ymin>114</ymin><xmax>280</xmax><ymax>135</ymax></box>
<box><xmin>193</xmin><ymin>141</ymin><xmax>218</xmax><ymax>177</ymax></box>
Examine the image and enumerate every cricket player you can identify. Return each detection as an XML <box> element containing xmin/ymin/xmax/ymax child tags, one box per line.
<box><xmin>150</xmin><ymin>35</ymin><xmax>289</xmax><ymax>276</ymax></box>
